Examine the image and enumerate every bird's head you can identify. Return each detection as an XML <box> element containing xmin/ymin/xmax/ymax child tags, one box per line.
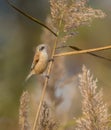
<box><xmin>36</xmin><ymin>44</ymin><xmax>48</xmax><ymax>53</ymax></box>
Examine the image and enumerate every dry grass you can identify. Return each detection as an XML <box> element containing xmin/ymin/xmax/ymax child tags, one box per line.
<box><xmin>38</xmin><ymin>101</ymin><xmax>58</xmax><ymax>130</ymax></box>
<box><xmin>19</xmin><ymin>66</ymin><xmax>111</xmax><ymax>130</ymax></box>
<box><xmin>15</xmin><ymin>0</ymin><xmax>111</xmax><ymax>130</ymax></box>
<box><xmin>50</xmin><ymin>0</ymin><xmax>106</xmax><ymax>43</ymax></box>
<box><xmin>75</xmin><ymin>65</ymin><xmax>111</xmax><ymax>130</ymax></box>
<box><xmin>19</xmin><ymin>91</ymin><xmax>30</xmax><ymax>130</ymax></box>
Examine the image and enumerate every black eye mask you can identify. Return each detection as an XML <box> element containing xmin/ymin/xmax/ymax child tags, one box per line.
<box><xmin>39</xmin><ymin>46</ymin><xmax>45</xmax><ymax>51</ymax></box>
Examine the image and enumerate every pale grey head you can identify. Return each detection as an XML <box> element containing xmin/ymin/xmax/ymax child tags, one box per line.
<box><xmin>36</xmin><ymin>44</ymin><xmax>48</xmax><ymax>53</ymax></box>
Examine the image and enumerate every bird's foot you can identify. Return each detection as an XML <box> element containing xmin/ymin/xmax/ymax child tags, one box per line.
<box><xmin>45</xmin><ymin>74</ymin><xmax>49</xmax><ymax>79</ymax></box>
<box><xmin>48</xmin><ymin>58</ymin><xmax>54</xmax><ymax>62</ymax></box>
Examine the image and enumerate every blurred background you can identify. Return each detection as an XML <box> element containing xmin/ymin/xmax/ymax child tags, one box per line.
<box><xmin>0</xmin><ymin>0</ymin><xmax>111</xmax><ymax>129</ymax></box>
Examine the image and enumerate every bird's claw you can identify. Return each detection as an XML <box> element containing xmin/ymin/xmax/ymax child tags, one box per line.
<box><xmin>48</xmin><ymin>58</ymin><xmax>54</xmax><ymax>62</ymax></box>
<box><xmin>45</xmin><ymin>75</ymin><xmax>49</xmax><ymax>79</ymax></box>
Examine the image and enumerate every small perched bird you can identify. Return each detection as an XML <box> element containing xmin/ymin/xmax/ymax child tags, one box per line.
<box><xmin>25</xmin><ymin>44</ymin><xmax>49</xmax><ymax>81</ymax></box>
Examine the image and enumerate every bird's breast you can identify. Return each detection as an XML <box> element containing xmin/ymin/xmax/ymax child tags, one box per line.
<box><xmin>34</xmin><ymin>52</ymin><xmax>48</xmax><ymax>74</ymax></box>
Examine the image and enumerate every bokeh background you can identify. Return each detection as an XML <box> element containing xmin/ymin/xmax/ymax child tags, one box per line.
<box><xmin>0</xmin><ymin>0</ymin><xmax>111</xmax><ymax>129</ymax></box>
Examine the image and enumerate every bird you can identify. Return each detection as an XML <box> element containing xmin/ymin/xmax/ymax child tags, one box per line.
<box><xmin>25</xmin><ymin>44</ymin><xmax>49</xmax><ymax>81</ymax></box>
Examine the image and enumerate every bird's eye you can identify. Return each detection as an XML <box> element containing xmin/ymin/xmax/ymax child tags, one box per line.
<box><xmin>39</xmin><ymin>46</ymin><xmax>45</xmax><ymax>51</ymax></box>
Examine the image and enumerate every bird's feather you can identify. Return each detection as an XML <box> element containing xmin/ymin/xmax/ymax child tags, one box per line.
<box><xmin>25</xmin><ymin>71</ymin><xmax>34</xmax><ymax>82</ymax></box>
<box><xmin>31</xmin><ymin>53</ymin><xmax>40</xmax><ymax>70</ymax></box>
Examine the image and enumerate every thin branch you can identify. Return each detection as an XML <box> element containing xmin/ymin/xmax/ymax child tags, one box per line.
<box><xmin>54</xmin><ymin>45</ymin><xmax>111</xmax><ymax>57</ymax></box>
<box><xmin>7</xmin><ymin>0</ymin><xmax>57</xmax><ymax>37</ymax></box>
<box><xmin>69</xmin><ymin>45</ymin><xmax>111</xmax><ymax>61</ymax></box>
<box><xmin>56</xmin><ymin>45</ymin><xmax>111</xmax><ymax>61</ymax></box>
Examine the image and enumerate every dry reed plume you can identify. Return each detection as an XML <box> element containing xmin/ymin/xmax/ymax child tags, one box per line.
<box><xmin>50</xmin><ymin>0</ymin><xmax>106</xmax><ymax>43</ymax></box>
<box><xmin>75</xmin><ymin>66</ymin><xmax>111</xmax><ymax>130</ymax></box>
<box><xmin>19</xmin><ymin>92</ymin><xmax>58</xmax><ymax>130</ymax></box>
<box><xmin>19</xmin><ymin>91</ymin><xmax>30</xmax><ymax>130</ymax></box>
<box><xmin>38</xmin><ymin>101</ymin><xmax>58</xmax><ymax>130</ymax></box>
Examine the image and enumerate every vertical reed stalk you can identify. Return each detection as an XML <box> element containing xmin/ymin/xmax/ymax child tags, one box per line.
<box><xmin>32</xmin><ymin>14</ymin><xmax>63</xmax><ymax>130</ymax></box>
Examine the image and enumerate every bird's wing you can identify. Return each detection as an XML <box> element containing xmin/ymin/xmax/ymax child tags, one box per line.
<box><xmin>30</xmin><ymin>53</ymin><xmax>40</xmax><ymax>70</ymax></box>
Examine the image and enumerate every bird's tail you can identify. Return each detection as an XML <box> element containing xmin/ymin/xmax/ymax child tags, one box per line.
<box><xmin>25</xmin><ymin>72</ymin><xmax>34</xmax><ymax>82</ymax></box>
